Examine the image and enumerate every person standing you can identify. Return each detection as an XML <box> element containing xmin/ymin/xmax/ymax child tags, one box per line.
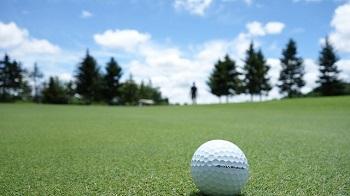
<box><xmin>191</xmin><ymin>82</ymin><xmax>198</xmax><ymax>104</ymax></box>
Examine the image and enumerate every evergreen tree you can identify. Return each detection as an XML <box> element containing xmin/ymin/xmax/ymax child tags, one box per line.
<box><xmin>0</xmin><ymin>55</ymin><xmax>10</xmax><ymax>98</ymax></box>
<box><xmin>0</xmin><ymin>54</ymin><xmax>24</xmax><ymax>101</ymax></box>
<box><xmin>75</xmin><ymin>50</ymin><xmax>102</xmax><ymax>104</ymax></box>
<box><xmin>207</xmin><ymin>55</ymin><xmax>241</xmax><ymax>103</ymax></box>
<box><xmin>256</xmin><ymin>50</ymin><xmax>271</xmax><ymax>100</ymax></box>
<box><xmin>29</xmin><ymin>62</ymin><xmax>44</xmax><ymax>101</ymax></box>
<box><xmin>243</xmin><ymin>43</ymin><xmax>271</xmax><ymax>101</ymax></box>
<box><xmin>103</xmin><ymin>57</ymin><xmax>122</xmax><ymax>104</ymax></box>
<box><xmin>278</xmin><ymin>39</ymin><xmax>305</xmax><ymax>98</ymax></box>
<box><xmin>65</xmin><ymin>81</ymin><xmax>75</xmax><ymax>103</ymax></box>
<box><xmin>223</xmin><ymin>55</ymin><xmax>241</xmax><ymax>102</ymax></box>
<box><xmin>19</xmin><ymin>80</ymin><xmax>32</xmax><ymax>101</ymax></box>
<box><xmin>119</xmin><ymin>75</ymin><xmax>139</xmax><ymax>105</ymax></box>
<box><xmin>138</xmin><ymin>80</ymin><xmax>168</xmax><ymax>105</ymax></box>
<box><xmin>242</xmin><ymin>43</ymin><xmax>260</xmax><ymax>101</ymax></box>
<box><xmin>207</xmin><ymin>59</ymin><xmax>224</xmax><ymax>102</ymax></box>
<box><xmin>316</xmin><ymin>37</ymin><xmax>344</xmax><ymax>96</ymax></box>
<box><xmin>42</xmin><ymin>76</ymin><xmax>68</xmax><ymax>104</ymax></box>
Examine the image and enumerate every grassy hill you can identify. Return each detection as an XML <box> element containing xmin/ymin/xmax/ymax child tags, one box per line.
<box><xmin>1</xmin><ymin>96</ymin><xmax>349</xmax><ymax>195</ymax></box>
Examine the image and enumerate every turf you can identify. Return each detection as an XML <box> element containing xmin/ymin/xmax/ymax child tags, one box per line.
<box><xmin>0</xmin><ymin>96</ymin><xmax>350</xmax><ymax>195</ymax></box>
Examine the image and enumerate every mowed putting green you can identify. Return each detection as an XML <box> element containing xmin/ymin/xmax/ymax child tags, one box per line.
<box><xmin>1</xmin><ymin>97</ymin><xmax>350</xmax><ymax>195</ymax></box>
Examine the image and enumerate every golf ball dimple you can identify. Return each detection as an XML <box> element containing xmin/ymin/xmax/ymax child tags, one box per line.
<box><xmin>191</xmin><ymin>140</ymin><xmax>249</xmax><ymax>195</ymax></box>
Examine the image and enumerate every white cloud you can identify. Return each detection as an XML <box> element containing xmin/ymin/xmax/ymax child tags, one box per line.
<box><xmin>94</xmin><ymin>29</ymin><xmax>151</xmax><ymax>52</ymax></box>
<box><xmin>246</xmin><ymin>21</ymin><xmax>266</xmax><ymax>36</ymax></box>
<box><xmin>81</xmin><ymin>10</ymin><xmax>93</xmax><ymax>18</ymax></box>
<box><xmin>0</xmin><ymin>22</ymin><xmax>75</xmax><ymax>84</ymax></box>
<box><xmin>329</xmin><ymin>2</ymin><xmax>350</xmax><ymax>53</ymax></box>
<box><xmin>246</xmin><ymin>21</ymin><xmax>285</xmax><ymax>36</ymax></box>
<box><xmin>11</xmin><ymin>39</ymin><xmax>60</xmax><ymax>57</ymax></box>
<box><xmin>303</xmin><ymin>59</ymin><xmax>319</xmax><ymax>93</ymax></box>
<box><xmin>128</xmin><ymin>42</ymin><xmax>222</xmax><ymax>104</ymax></box>
<box><xmin>265</xmin><ymin>22</ymin><xmax>285</xmax><ymax>34</ymax></box>
<box><xmin>174</xmin><ymin>0</ymin><xmax>213</xmax><ymax>16</ymax></box>
<box><xmin>0</xmin><ymin>22</ymin><xmax>61</xmax><ymax>57</ymax></box>
<box><xmin>0</xmin><ymin>22</ymin><xmax>28</xmax><ymax>48</ymax></box>
<box><xmin>338</xmin><ymin>60</ymin><xmax>350</xmax><ymax>81</ymax></box>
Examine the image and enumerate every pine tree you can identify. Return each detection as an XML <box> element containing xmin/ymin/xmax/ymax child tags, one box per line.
<box><xmin>0</xmin><ymin>55</ymin><xmax>10</xmax><ymax>98</ymax></box>
<box><xmin>207</xmin><ymin>55</ymin><xmax>241</xmax><ymax>103</ymax></box>
<box><xmin>103</xmin><ymin>57</ymin><xmax>122</xmax><ymax>104</ymax></box>
<box><xmin>278</xmin><ymin>39</ymin><xmax>305</xmax><ymax>98</ymax></box>
<box><xmin>256</xmin><ymin>50</ymin><xmax>271</xmax><ymax>100</ymax></box>
<box><xmin>242</xmin><ymin>43</ymin><xmax>259</xmax><ymax>101</ymax></box>
<box><xmin>65</xmin><ymin>81</ymin><xmax>75</xmax><ymax>103</ymax></box>
<box><xmin>316</xmin><ymin>37</ymin><xmax>344</xmax><ymax>96</ymax></box>
<box><xmin>75</xmin><ymin>50</ymin><xmax>102</xmax><ymax>104</ymax></box>
<box><xmin>207</xmin><ymin>59</ymin><xmax>224</xmax><ymax>102</ymax></box>
<box><xmin>29</xmin><ymin>62</ymin><xmax>44</xmax><ymax>101</ymax></box>
<box><xmin>243</xmin><ymin>43</ymin><xmax>271</xmax><ymax>101</ymax></box>
<box><xmin>223</xmin><ymin>55</ymin><xmax>241</xmax><ymax>102</ymax></box>
<box><xmin>138</xmin><ymin>80</ymin><xmax>167</xmax><ymax>105</ymax></box>
<box><xmin>119</xmin><ymin>75</ymin><xmax>139</xmax><ymax>105</ymax></box>
<box><xmin>0</xmin><ymin>54</ymin><xmax>24</xmax><ymax>101</ymax></box>
<box><xmin>42</xmin><ymin>76</ymin><xmax>68</xmax><ymax>104</ymax></box>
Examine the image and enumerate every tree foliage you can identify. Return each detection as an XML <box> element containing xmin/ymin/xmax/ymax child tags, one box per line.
<box><xmin>0</xmin><ymin>54</ymin><xmax>26</xmax><ymax>101</ymax></box>
<box><xmin>119</xmin><ymin>75</ymin><xmax>139</xmax><ymax>105</ymax></box>
<box><xmin>242</xmin><ymin>42</ymin><xmax>271</xmax><ymax>100</ymax></box>
<box><xmin>139</xmin><ymin>81</ymin><xmax>168</xmax><ymax>105</ymax></box>
<box><xmin>103</xmin><ymin>57</ymin><xmax>122</xmax><ymax>104</ymax></box>
<box><xmin>75</xmin><ymin>50</ymin><xmax>102</xmax><ymax>104</ymax></box>
<box><xmin>29</xmin><ymin>63</ymin><xmax>44</xmax><ymax>100</ymax></box>
<box><xmin>278</xmin><ymin>39</ymin><xmax>305</xmax><ymax>98</ymax></box>
<box><xmin>316</xmin><ymin>37</ymin><xmax>344</xmax><ymax>96</ymax></box>
<box><xmin>207</xmin><ymin>55</ymin><xmax>241</xmax><ymax>102</ymax></box>
<box><xmin>42</xmin><ymin>77</ymin><xmax>69</xmax><ymax>104</ymax></box>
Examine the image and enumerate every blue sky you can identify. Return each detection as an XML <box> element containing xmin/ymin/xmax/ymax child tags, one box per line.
<box><xmin>1</xmin><ymin>0</ymin><xmax>350</xmax><ymax>103</ymax></box>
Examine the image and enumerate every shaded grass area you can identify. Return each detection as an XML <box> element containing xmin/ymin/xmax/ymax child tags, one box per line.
<box><xmin>0</xmin><ymin>96</ymin><xmax>350</xmax><ymax>195</ymax></box>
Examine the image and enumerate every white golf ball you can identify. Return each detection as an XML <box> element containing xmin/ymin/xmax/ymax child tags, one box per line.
<box><xmin>191</xmin><ymin>140</ymin><xmax>249</xmax><ymax>195</ymax></box>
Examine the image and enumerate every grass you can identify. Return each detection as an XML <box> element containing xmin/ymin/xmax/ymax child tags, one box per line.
<box><xmin>0</xmin><ymin>96</ymin><xmax>350</xmax><ymax>195</ymax></box>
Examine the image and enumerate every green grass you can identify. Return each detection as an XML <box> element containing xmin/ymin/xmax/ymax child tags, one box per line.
<box><xmin>1</xmin><ymin>96</ymin><xmax>350</xmax><ymax>195</ymax></box>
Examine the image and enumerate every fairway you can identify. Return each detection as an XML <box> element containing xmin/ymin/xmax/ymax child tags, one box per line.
<box><xmin>1</xmin><ymin>97</ymin><xmax>350</xmax><ymax>195</ymax></box>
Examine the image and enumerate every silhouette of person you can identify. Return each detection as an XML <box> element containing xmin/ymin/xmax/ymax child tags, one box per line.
<box><xmin>191</xmin><ymin>82</ymin><xmax>198</xmax><ymax>104</ymax></box>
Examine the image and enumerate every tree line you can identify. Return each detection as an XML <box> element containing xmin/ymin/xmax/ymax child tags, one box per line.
<box><xmin>207</xmin><ymin>38</ymin><xmax>348</xmax><ymax>102</ymax></box>
<box><xmin>0</xmin><ymin>50</ymin><xmax>168</xmax><ymax>105</ymax></box>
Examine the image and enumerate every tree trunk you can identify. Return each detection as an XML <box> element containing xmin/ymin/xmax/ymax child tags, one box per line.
<box><xmin>250</xmin><ymin>95</ymin><xmax>253</xmax><ymax>102</ymax></box>
<box><xmin>259</xmin><ymin>94</ymin><xmax>262</xmax><ymax>102</ymax></box>
<box><xmin>219</xmin><ymin>96</ymin><xmax>221</xmax><ymax>104</ymax></box>
<box><xmin>226</xmin><ymin>96</ymin><xmax>229</xmax><ymax>103</ymax></box>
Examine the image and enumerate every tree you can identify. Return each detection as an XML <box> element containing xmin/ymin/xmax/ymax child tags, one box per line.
<box><xmin>0</xmin><ymin>54</ymin><xmax>24</xmax><ymax>101</ymax></box>
<box><xmin>29</xmin><ymin>62</ymin><xmax>44</xmax><ymax>101</ymax></box>
<box><xmin>65</xmin><ymin>81</ymin><xmax>75</xmax><ymax>103</ymax></box>
<box><xmin>242</xmin><ymin>43</ymin><xmax>271</xmax><ymax>101</ymax></box>
<box><xmin>42</xmin><ymin>76</ymin><xmax>68</xmax><ymax>104</ymax></box>
<box><xmin>138</xmin><ymin>80</ymin><xmax>168</xmax><ymax>105</ymax></box>
<box><xmin>207</xmin><ymin>55</ymin><xmax>241</xmax><ymax>103</ymax></box>
<box><xmin>119</xmin><ymin>75</ymin><xmax>139</xmax><ymax>105</ymax></box>
<box><xmin>242</xmin><ymin>43</ymin><xmax>259</xmax><ymax>101</ymax></box>
<box><xmin>75</xmin><ymin>50</ymin><xmax>102</xmax><ymax>104</ymax></box>
<box><xmin>103</xmin><ymin>57</ymin><xmax>122</xmax><ymax>104</ymax></box>
<box><xmin>256</xmin><ymin>50</ymin><xmax>271</xmax><ymax>100</ymax></box>
<box><xmin>316</xmin><ymin>37</ymin><xmax>344</xmax><ymax>96</ymax></box>
<box><xmin>207</xmin><ymin>60</ymin><xmax>224</xmax><ymax>102</ymax></box>
<box><xmin>278</xmin><ymin>39</ymin><xmax>305</xmax><ymax>98</ymax></box>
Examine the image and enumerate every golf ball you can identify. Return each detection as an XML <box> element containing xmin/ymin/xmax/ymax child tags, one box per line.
<box><xmin>191</xmin><ymin>140</ymin><xmax>249</xmax><ymax>195</ymax></box>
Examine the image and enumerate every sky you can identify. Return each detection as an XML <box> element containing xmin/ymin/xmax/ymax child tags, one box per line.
<box><xmin>1</xmin><ymin>0</ymin><xmax>350</xmax><ymax>104</ymax></box>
